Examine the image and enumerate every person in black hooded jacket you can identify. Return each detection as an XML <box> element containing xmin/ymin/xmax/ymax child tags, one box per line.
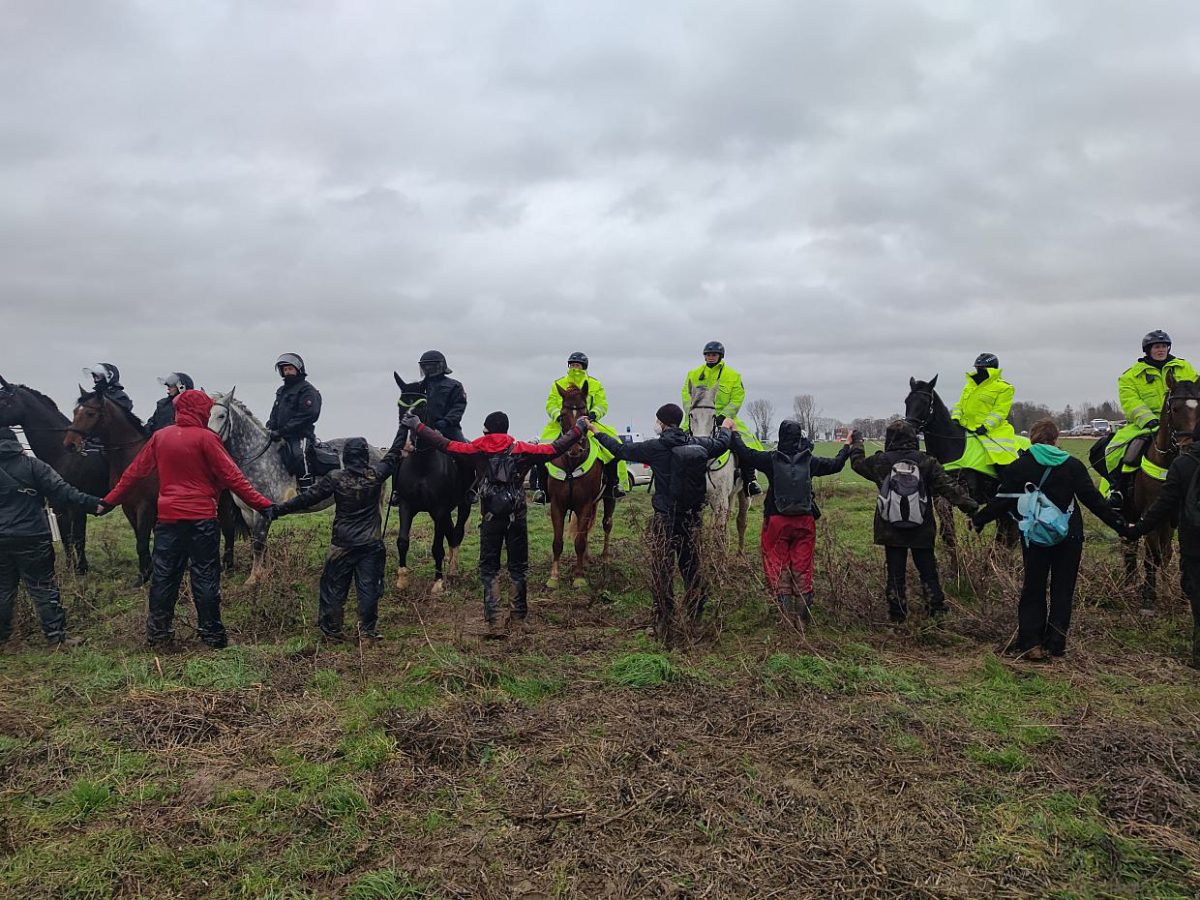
<box><xmin>268</xmin><ymin>437</ymin><xmax>390</xmax><ymax>641</ymax></box>
<box><xmin>145</xmin><ymin>372</ymin><xmax>195</xmax><ymax>434</ymax></box>
<box><xmin>733</xmin><ymin>420</ymin><xmax>850</xmax><ymax>623</ymax></box>
<box><xmin>590</xmin><ymin>403</ymin><xmax>733</xmax><ymax>642</ymax></box>
<box><xmin>850</xmin><ymin>420</ymin><xmax>979</xmax><ymax>622</ymax></box>
<box><xmin>266</xmin><ymin>353</ymin><xmax>322</xmax><ymax>481</ymax></box>
<box><xmin>0</xmin><ymin>427</ymin><xmax>104</xmax><ymax>647</ymax></box>
<box><xmin>974</xmin><ymin>419</ymin><xmax>1124</xmax><ymax>659</ymax></box>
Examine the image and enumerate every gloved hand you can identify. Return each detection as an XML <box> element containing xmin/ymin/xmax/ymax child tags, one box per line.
<box><xmin>1122</xmin><ymin>522</ymin><xmax>1140</xmax><ymax>541</ymax></box>
<box><xmin>973</xmin><ymin>426</ymin><xmax>988</xmax><ymax>436</ymax></box>
<box><xmin>1146</xmin><ymin>419</ymin><xmax>1159</xmax><ymax>431</ymax></box>
<box><xmin>267</xmin><ymin>430</ymin><xmax>280</xmax><ymax>441</ymax></box>
<box><xmin>261</xmin><ymin>505</ymin><xmax>279</xmax><ymax>522</ymax></box>
<box><xmin>968</xmin><ymin>515</ymin><xmax>985</xmax><ymax>533</ymax></box>
<box><xmin>847</xmin><ymin>429</ymin><xmax>862</xmax><ymax>445</ymax></box>
<box><xmin>400</xmin><ymin>413</ymin><xmax>421</xmax><ymax>431</ymax></box>
<box><xmin>576</xmin><ymin>416</ymin><xmax>592</xmax><ymax>431</ymax></box>
<box><xmin>94</xmin><ymin>500</ymin><xmax>114</xmax><ymax>517</ymax></box>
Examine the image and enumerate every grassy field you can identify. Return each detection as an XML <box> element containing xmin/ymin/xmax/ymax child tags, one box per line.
<box><xmin>1</xmin><ymin>439</ymin><xmax>1198</xmax><ymax>898</ymax></box>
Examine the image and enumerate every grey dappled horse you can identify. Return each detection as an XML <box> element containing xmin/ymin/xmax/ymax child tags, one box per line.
<box><xmin>687</xmin><ymin>383</ymin><xmax>750</xmax><ymax>552</ymax></box>
<box><xmin>208</xmin><ymin>389</ymin><xmax>384</xmax><ymax>585</ymax></box>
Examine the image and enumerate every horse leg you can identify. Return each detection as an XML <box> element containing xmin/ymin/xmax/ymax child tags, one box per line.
<box><xmin>430</xmin><ymin>514</ymin><xmax>449</xmax><ymax>596</ymax></box>
<box><xmin>243</xmin><ymin>513</ymin><xmax>271</xmax><ymax>587</ymax></box>
<box><xmin>571</xmin><ymin>505</ymin><xmax>596</xmax><ymax>588</ymax></box>
<box><xmin>394</xmin><ymin>505</ymin><xmax>414</xmax><ymax>590</ymax></box>
<box><xmin>735</xmin><ymin>492</ymin><xmax>750</xmax><ymax>556</ymax></box>
<box><xmin>1141</xmin><ymin>529</ymin><xmax>1169</xmax><ymax>613</ymax></box>
<box><xmin>547</xmin><ymin>500</ymin><xmax>566</xmax><ymax>589</ymax></box>
<box><xmin>134</xmin><ymin>510</ymin><xmax>154</xmax><ymax>587</ymax></box>
<box><xmin>447</xmin><ymin>498</ymin><xmax>470</xmax><ymax>579</ymax></box>
<box><xmin>936</xmin><ymin>495</ymin><xmax>959</xmax><ymax>578</ymax></box>
<box><xmin>60</xmin><ymin>505</ymin><xmax>89</xmax><ymax>576</ymax></box>
<box><xmin>600</xmin><ymin>496</ymin><xmax>615</xmax><ymax>561</ymax></box>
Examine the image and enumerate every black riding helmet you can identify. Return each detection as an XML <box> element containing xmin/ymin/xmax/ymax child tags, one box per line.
<box><xmin>703</xmin><ymin>341</ymin><xmax>725</xmax><ymax>358</ymax></box>
<box><xmin>419</xmin><ymin>350</ymin><xmax>451</xmax><ymax>377</ymax></box>
<box><xmin>567</xmin><ymin>351</ymin><xmax>589</xmax><ymax>369</ymax></box>
<box><xmin>84</xmin><ymin>363</ymin><xmax>121</xmax><ymax>386</ymax></box>
<box><xmin>1142</xmin><ymin>330</ymin><xmax>1172</xmax><ymax>353</ymax></box>
<box><xmin>973</xmin><ymin>353</ymin><xmax>999</xmax><ymax>370</ymax></box>
<box><xmin>158</xmin><ymin>372</ymin><xmax>195</xmax><ymax>391</ymax></box>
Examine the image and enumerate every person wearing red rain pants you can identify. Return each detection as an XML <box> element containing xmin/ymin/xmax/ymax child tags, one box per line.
<box><xmin>733</xmin><ymin>421</ymin><xmax>850</xmax><ymax>624</ymax></box>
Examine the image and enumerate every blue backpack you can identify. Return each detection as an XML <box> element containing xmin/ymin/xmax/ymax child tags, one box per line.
<box><xmin>999</xmin><ymin>466</ymin><xmax>1075</xmax><ymax>547</ymax></box>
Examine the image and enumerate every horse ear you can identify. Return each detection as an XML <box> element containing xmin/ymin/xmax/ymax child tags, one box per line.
<box><xmin>1166</xmin><ymin>371</ymin><xmax>1177</xmax><ymax>390</ymax></box>
<box><xmin>557</xmin><ymin>384</ymin><xmax>567</xmax><ymax>398</ymax></box>
<box><xmin>228</xmin><ymin>385</ymin><xmax>237</xmax><ymax>404</ymax></box>
<box><xmin>77</xmin><ymin>383</ymin><xmax>86</xmax><ymax>399</ymax></box>
<box><xmin>909</xmin><ymin>376</ymin><xmax>916</xmax><ymax>390</ymax></box>
<box><xmin>0</xmin><ymin>374</ymin><xmax>9</xmax><ymax>389</ymax></box>
<box><xmin>394</xmin><ymin>371</ymin><xmax>406</xmax><ymax>391</ymax></box>
<box><xmin>929</xmin><ymin>374</ymin><xmax>939</xmax><ymax>389</ymax></box>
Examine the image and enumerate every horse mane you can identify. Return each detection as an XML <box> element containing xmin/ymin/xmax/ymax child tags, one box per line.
<box><xmin>80</xmin><ymin>389</ymin><xmax>145</xmax><ymax>431</ymax></box>
<box><xmin>213</xmin><ymin>394</ymin><xmax>268</xmax><ymax>431</ymax></box>
<box><xmin>15</xmin><ymin>384</ymin><xmax>66</xmax><ymax>417</ymax></box>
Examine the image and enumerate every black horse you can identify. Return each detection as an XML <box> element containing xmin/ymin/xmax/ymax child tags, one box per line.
<box><xmin>903</xmin><ymin>375</ymin><xmax>1018</xmax><ymax>549</ymax></box>
<box><xmin>0</xmin><ymin>377</ymin><xmax>109</xmax><ymax>574</ymax></box>
<box><xmin>388</xmin><ymin>374</ymin><xmax>473</xmax><ymax>594</ymax></box>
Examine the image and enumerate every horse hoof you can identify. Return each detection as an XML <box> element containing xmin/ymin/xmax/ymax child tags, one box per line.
<box><xmin>431</xmin><ymin>579</ymin><xmax>445</xmax><ymax>596</ymax></box>
<box><xmin>572</xmin><ymin>577</ymin><xmax>588</xmax><ymax>589</ymax></box>
<box><xmin>546</xmin><ymin>577</ymin><xmax>559</xmax><ymax>589</ymax></box>
<box><xmin>395</xmin><ymin>568</ymin><xmax>409</xmax><ymax>590</ymax></box>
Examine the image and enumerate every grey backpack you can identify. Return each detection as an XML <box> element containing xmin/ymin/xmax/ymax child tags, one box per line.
<box><xmin>877</xmin><ymin>459</ymin><xmax>928</xmax><ymax>529</ymax></box>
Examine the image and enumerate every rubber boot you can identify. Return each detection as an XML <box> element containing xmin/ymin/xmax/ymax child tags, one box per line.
<box><xmin>742</xmin><ymin>464</ymin><xmax>762</xmax><ymax>497</ymax></box>
<box><xmin>799</xmin><ymin>592</ymin><xmax>814</xmax><ymax>624</ymax></box>
<box><xmin>886</xmin><ymin>589</ymin><xmax>907</xmax><ymax>624</ymax></box>
<box><xmin>508</xmin><ymin>578</ymin><xmax>529</xmax><ymax>632</ymax></box>
<box><xmin>483</xmin><ymin>577</ymin><xmax>504</xmax><ymax>638</ymax></box>
<box><xmin>603</xmin><ymin>460</ymin><xmax>626</xmax><ymax>499</ymax></box>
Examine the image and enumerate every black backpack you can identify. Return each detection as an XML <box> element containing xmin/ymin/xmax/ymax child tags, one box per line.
<box><xmin>877</xmin><ymin>458</ymin><xmax>929</xmax><ymax>529</ymax></box>
<box><xmin>771</xmin><ymin>453</ymin><xmax>813</xmax><ymax>516</ymax></box>
<box><xmin>479</xmin><ymin>450</ymin><xmax>523</xmax><ymax>519</ymax></box>
<box><xmin>668</xmin><ymin>442</ymin><xmax>710</xmax><ymax>512</ymax></box>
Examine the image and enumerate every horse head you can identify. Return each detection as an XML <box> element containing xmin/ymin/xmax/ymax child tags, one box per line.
<box><xmin>904</xmin><ymin>375</ymin><xmax>940</xmax><ymax>430</ymax></box>
<box><xmin>556</xmin><ymin>381</ymin><xmax>589</xmax><ymax>430</ymax></box>
<box><xmin>394</xmin><ymin>372</ymin><xmax>432</xmax><ymax>424</ymax></box>
<box><xmin>208</xmin><ymin>388</ymin><xmax>236</xmax><ymax>439</ymax></box>
<box><xmin>687</xmin><ymin>383</ymin><xmax>719</xmax><ymax>436</ymax></box>
<box><xmin>0</xmin><ymin>375</ymin><xmax>19</xmax><ymax>425</ymax></box>
<box><xmin>1163</xmin><ymin>374</ymin><xmax>1200</xmax><ymax>448</ymax></box>
<box><xmin>64</xmin><ymin>389</ymin><xmax>106</xmax><ymax>452</ymax></box>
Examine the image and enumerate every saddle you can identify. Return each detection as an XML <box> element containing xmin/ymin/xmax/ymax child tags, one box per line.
<box><xmin>280</xmin><ymin>437</ymin><xmax>342</xmax><ymax>478</ymax></box>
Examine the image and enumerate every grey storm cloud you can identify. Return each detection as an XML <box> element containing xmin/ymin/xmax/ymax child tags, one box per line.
<box><xmin>2</xmin><ymin>0</ymin><xmax>1196</xmax><ymax>445</ymax></box>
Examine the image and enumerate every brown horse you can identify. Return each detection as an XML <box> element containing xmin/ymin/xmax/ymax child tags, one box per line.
<box><xmin>1123</xmin><ymin>374</ymin><xmax>1200</xmax><ymax>610</ymax></box>
<box><xmin>64</xmin><ymin>389</ymin><xmax>157</xmax><ymax>583</ymax></box>
<box><xmin>545</xmin><ymin>382</ymin><xmax>614</xmax><ymax>589</ymax></box>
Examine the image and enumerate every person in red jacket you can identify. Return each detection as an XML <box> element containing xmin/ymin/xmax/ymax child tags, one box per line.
<box><xmin>403</xmin><ymin>409</ymin><xmax>587</xmax><ymax>634</ymax></box>
<box><xmin>101</xmin><ymin>390</ymin><xmax>274</xmax><ymax>648</ymax></box>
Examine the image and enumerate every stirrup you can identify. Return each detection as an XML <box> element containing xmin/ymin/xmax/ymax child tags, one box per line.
<box><xmin>745</xmin><ymin>480</ymin><xmax>763</xmax><ymax>497</ymax></box>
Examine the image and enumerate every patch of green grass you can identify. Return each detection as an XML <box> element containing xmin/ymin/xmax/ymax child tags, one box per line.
<box><xmin>346</xmin><ymin>868</ymin><xmax>435</xmax><ymax>899</ymax></box>
<box><xmin>499</xmin><ymin>674</ymin><xmax>565</xmax><ymax>703</ymax></box>
<box><xmin>955</xmin><ymin>656</ymin><xmax>1073</xmax><ymax>742</ymax></box>
<box><xmin>182</xmin><ymin>648</ymin><xmax>265</xmax><ymax>689</ymax></box>
<box><xmin>763</xmin><ymin>652</ymin><xmax>936</xmax><ymax>699</ymax></box>
<box><xmin>978</xmin><ymin>792</ymin><xmax>1191</xmax><ymax>890</ymax></box>
<box><xmin>312</xmin><ymin>667</ymin><xmax>342</xmax><ymax>697</ymax></box>
<box><xmin>892</xmin><ymin>733</ymin><xmax>928</xmax><ymax>756</ymax></box>
<box><xmin>605</xmin><ymin>652</ymin><xmax>681</xmax><ymax>687</ymax></box>
<box><xmin>319</xmin><ymin>783</ymin><xmax>368</xmax><ymax>820</ymax></box>
<box><xmin>339</xmin><ymin>728</ymin><xmax>397</xmax><ymax>772</ymax></box>
<box><xmin>967</xmin><ymin>745</ymin><xmax>1030</xmax><ymax>772</ymax></box>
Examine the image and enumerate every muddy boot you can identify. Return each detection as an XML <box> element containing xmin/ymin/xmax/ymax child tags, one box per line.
<box><xmin>775</xmin><ymin>594</ymin><xmax>794</xmax><ymax>620</ymax></box>
<box><xmin>507</xmin><ymin>578</ymin><xmax>529</xmax><ymax>631</ymax></box>
<box><xmin>603</xmin><ymin>460</ymin><xmax>626</xmax><ymax>500</ymax></box>
<box><xmin>482</xmin><ymin>577</ymin><xmax>501</xmax><ymax>625</ymax></box>
<box><xmin>886</xmin><ymin>589</ymin><xmax>907</xmax><ymax>624</ymax></box>
<box><xmin>799</xmin><ymin>592</ymin><xmax>814</xmax><ymax>624</ymax></box>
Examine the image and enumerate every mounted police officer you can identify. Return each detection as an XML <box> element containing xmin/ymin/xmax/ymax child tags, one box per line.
<box><xmin>266</xmin><ymin>353</ymin><xmax>322</xmax><ymax>486</ymax></box>
<box><xmin>146</xmin><ymin>372</ymin><xmax>194</xmax><ymax>434</ymax></box>
<box><xmin>949</xmin><ymin>353</ymin><xmax>1020</xmax><ymax>467</ymax></box>
<box><xmin>1105</xmin><ymin>331</ymin><xmax>1197</xmax><ymax>501</ymax></box>
<box><xmin>534</xmin><ymin>351</ymin><xmax>626</xmax><ymax>504</ymax></box>
<box><xmin>681</xmin><ymin>341</ymin><xmax>763</xmax><ymax>496</ymax></box>
<box><xmin>415</xmin><ymin>350</ymin><xmax>466</xmax><ymax>442</ymax></box>
<box><xmin>83</xmin><ymin>363</ymin><xmax>134</xmax><ymax>413</ymax></box>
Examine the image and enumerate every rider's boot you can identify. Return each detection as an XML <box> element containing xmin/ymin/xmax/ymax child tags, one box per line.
<box><xmin>742</xmin><ymin>463</ymin><xmax>762</xmax><ymax>497</ymax></box>
<box><xmin>603</xmin><ymin>460</ymin><xmax>626</xmax><ymax>500</ymax></box>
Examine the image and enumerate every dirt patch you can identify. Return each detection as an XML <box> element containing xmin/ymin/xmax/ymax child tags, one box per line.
<box><xmin>105</xmin><ymin>688</ymin><xmax>272</xmax><ymax>750</ymax></box>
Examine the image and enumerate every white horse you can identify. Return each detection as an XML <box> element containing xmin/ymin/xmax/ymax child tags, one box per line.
<box><xmin>208</xmin><ymin>389</ymin><xmax>383</xmax><ymax>585</ymax></box>
<box><xmin>686</xmin><ymin>383</ymin><xmax>751</xmax><ymax>552</ymax></box>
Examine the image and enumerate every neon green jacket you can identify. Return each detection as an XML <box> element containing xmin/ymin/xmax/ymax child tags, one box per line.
<box><xmin>1118</xmin><ymin>357</ymin><xmax>1197</xmax><ymax>429</ymax></box>
<box><xmin>682</xmin><ymin>362</ymin><xmax>745</xmax><ymax>424</ymax></box>
<box><xmin>950</xmin><ymin>368</ymin><xmax>1019</xmax><ymax>463</ymax></box>
<box><xmin>545</xmin><ymin>370</ymin><xmax>608</xmax><ymax>422</ymax></box>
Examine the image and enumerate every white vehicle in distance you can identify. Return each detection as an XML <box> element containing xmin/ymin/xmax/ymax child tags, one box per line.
<box><xmin>618</xmin><ymin>430</ymin><xmax>652</xmax><ymax>489</ymax></box>
<box><xmin>1090</xmin><ymin>419</ymin><xmax>1113</xmax><ymax>436</ymax></box>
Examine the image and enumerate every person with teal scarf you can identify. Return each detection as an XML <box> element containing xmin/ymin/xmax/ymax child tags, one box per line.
<box><xmin>973</xmin><ymin>419</ymin><xmax>1124</xmax><ymax>660</ymax></box>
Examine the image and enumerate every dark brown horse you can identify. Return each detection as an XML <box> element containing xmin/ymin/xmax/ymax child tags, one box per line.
<box><xmin>1122</xmin><ymin>374</ymin><xmax>1200</xmax><ymax>610</ymax></box>
<box><xmin>64</xmin><ymin>389</ymin><xmax>157</xmax><ymax>583</ymax></box>
<box><xmin>546</xmin><ymin>382</ymin><xmax>613</xmax><ymax>589</ymax></box>
<box><xmin>0</xmin><ymin>377</ymin><xmax>108</xmax><ymax>574</ymax></box>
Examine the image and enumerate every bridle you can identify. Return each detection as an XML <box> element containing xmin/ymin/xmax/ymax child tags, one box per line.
<box><xmin>1156</xmin><ymin>391</ymin><xmax>1200</xmax><ymax>455</ymax></box>
<box><xmin>214</xmin><ymin>396</ymin><xmax>275</xmax><ymax>466</ymax></box>
<box><xmin>398</xmin><ymin>395</ymin><xmax>433</xmax><ymax>454</ymax></box>
<box><xmin>66</xmin><ymin>394</ymin><xmax>146</xmax><ymax>451</ymax></box>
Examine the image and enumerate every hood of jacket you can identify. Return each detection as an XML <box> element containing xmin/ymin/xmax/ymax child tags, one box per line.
<box><xmin>0</xmin><ymin>433</ymin><xmax>24</xmax><ymax>458</ymax></box>
<box><xmin>173</xmin><ymin>390</ymin><xmax>213</xmax><ymax>428</ymax></box>
<box><xmin>884</xmin><ymin>420</ymin><xmax>920</xmax><ymax>452</ymax></box>
<box><xmin>469</xmin><ymin>433</ymin><xmax>517</xmax><ymax>453</ymax></box>
<box><xmin>342</xmin><ymin>437</ymin><xmax>372</xmax><ymax>473</ymax></box>
<box><xmin>1029</xmin><ymin>443</ymin><xmax>1071</xmax><ymax>467</ymax></box>
<box><xmin>776</xmin><ymin>420</ymin><xmax>809</xmax><ymax>454</ymax></box>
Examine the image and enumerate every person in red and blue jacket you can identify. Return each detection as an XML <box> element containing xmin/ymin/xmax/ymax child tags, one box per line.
<box><xmin>102</xmin><ymin>390</ymin><xmax>275</xmax><ymax>648</ymax></box>
<box><xmin>404</xmin><ymin>409</ymin><xmax>587</xmax><ymax>633</ymax></box>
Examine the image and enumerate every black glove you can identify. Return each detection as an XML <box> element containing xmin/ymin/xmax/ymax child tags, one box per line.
<box><xmin>1145</xmin><ymin>419</ymin><xmax>1159</xmax><ymax>431</ymax></box>
<box><xmin>400</xmin><ymin>413</ymin><xmax>421</xmax><ymax>431</ymax></box>
<box><xmin>968</xmin><ymin>515</ymin><xmax>984</xmax><ymax>533</ymax></box>
<box><xmin>1122</xmin><ymin>522</ymin><xmax>1140</xmax><ymax>541</ymax></box>
<box><xmin>576</xmin><ymin>416</ymin><xmax>591</xmax><ymax>431</ymax></box>
<box><xmin>973</xmin><ymin>426</ymin><xmax>988</xmax><ymax>436</ymax></box>
<box><xmin>267</xmin><ymin>430</ymin><xmax>280</xmax><ymax>441</ymax></box>
<box><xmin>261</xmin><ymin>505</ymin><xmax>279</xmax><ymax>522</ymax></box>
<box><xmin>434</xmin><ymin>419</ymin><xmax>448</xmax><ymax>432</ymax></box>
<box><xmin>93</xmin><ymin>500</ymin><xmax>114</xmax><ymax>517</ymax></box>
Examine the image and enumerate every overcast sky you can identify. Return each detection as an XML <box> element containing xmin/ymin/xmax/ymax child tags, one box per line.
<box><xmin>2</xmin><ymin>1</ymin><xmax>1195</xmax><ymax>444</ymax></box>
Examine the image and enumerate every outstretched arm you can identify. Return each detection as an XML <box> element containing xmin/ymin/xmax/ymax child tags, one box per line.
<box><xmin>103</xmin><ymin>437</ymin><xmax>160</xmax><ymax>506</ymax></box>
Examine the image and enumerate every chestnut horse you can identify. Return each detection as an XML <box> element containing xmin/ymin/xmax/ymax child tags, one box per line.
<box><xmin>1121</xmin><ymin>374</ymin><xmax>1200</xmax><ymax>610</ymax></box>
<box><xmin>545</xmin><ymin>382</ymin><xmax>613</xmax><ymax>589</ymax></box>
<box><xmin>64</xmin><ymin>389</ymin><xmax>157</xmax><ymax>583</ymax></box>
